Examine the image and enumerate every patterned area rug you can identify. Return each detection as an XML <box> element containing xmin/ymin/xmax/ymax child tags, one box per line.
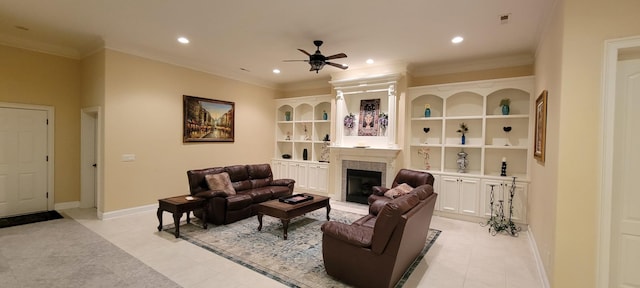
<box><xmin>0</xmin><ymin>210</ymin><xmax>63</xmax><ymax>229</ymax></box>
<box><xmin>165</xmin><ymin>209</ymin><xmax>440</xmax><ymax>288</ymax></box>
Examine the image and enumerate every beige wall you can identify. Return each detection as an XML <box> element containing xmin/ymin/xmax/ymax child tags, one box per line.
<box><xmin>80</xmin><ymin>50</ymin><xmax>105</xmax><ymax>108</ymax></box>
<box><xmin>102</xmin><ymin>50</ymin><xmax>278</xmax><ymax>212</ymax></box>
<box><xmin>531</xmin><ymin>0</ymin><xmax>563</xmax><ymax>283</ymax></box>
<box><xmin>533</xmin><ymin>0</ymin><xmax>640</xmax><ymax>287</ymax></box>
<box><xmin>0</xmin><ymin>45</ymin><xmax>81</xmax><ymax>204</ymax></box>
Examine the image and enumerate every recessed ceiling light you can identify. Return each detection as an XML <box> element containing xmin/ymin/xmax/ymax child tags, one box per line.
<box><xmin>366</xmin><ymin>59</ymin><xmax>374</xmax><ymax>64</ymax></box>
<box><xmin>273</xmin><ymin>69</ymin><xmax>281</xmax><ymax>74</ymax></box>
<box><xmin>177</xmin><ymin>37</ymin><xmax>190</xmax><ymax>44</ymax></box>
<box><xmin>451</xmin><ymin>36</ymin><xmax>464</xmax><ymax>44</ymax></box>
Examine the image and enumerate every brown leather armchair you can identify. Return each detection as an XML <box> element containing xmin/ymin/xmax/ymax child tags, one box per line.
<box><xmin>321</xmin><ymin>184</ymin><xmax>437</xmax><ymax>288</ymax></box>
<box><xmin>368</xmin><ymin>168</ymin><xmax>435</xmax><ymax>205</ymax></box>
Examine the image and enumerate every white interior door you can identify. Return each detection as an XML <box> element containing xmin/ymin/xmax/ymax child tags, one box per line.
<box><xmin>80</xmin><ymin>110</ymin><xmax>97</xmax><ymax>208</ymax></box>
<box><xmin>611</xmin><ymin>58</ymin><xmax>640</xmax><ymax>287</ymax></box>
<box><xmin>0</xmin><ymin>107</ymin><xmax>48</xmax><ymax>217</ymax></box>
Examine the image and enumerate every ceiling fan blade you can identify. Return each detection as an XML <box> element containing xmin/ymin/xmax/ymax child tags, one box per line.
<box><xmin>297</xmin><ymin>49</ymin><xmax>311</xmax><ymax>56</ymax></box>
<box><xmin>325</xmin><ymin>53</ymin><xmax>347</xmax><ymax>60</ymax></box>
<box><xmin>326</xmin><ymin>61</ymin><xmax>348</xmax><ymax>70</ymax></box>
<box><xmin>283</xmin><ymin>60</ymin><xmax>308</xmax><ymax>62</ymax></box>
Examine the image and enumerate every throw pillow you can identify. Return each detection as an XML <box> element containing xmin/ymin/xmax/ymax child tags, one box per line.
<box><xmin>384</xmin><ymin>183</ymin><xmax>413</xmax><ymax>199</ymax></box>
<box><xmin>205</xmin><ymin>172</ymin><xmax>236</xmax><ymax>195</ymax></box>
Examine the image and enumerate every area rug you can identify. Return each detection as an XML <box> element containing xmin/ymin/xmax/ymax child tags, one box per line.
<box><xmin>0</xmin><ymin>210</ymin><xmax>63</xmax><ymax>229</ymax></box>
<box><xmin>164</xmin><ymin>209</ymin><xmax>440</xmax><ymax>288</ymax></box>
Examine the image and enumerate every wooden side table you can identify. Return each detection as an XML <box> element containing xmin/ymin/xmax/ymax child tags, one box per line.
<box><xmin>157</xmin><ymin>195</ymin><xmax>207</xmax><ymax>238</ymax></box>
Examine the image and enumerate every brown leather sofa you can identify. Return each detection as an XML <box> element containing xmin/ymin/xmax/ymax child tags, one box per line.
<box><xmin>367</xmin><ymin>168</ymin><xmax>435</xmax><ymax>205</ymax></box>
<box><xmin>321</xmin><ymin>180</ymin><xmax>437</xmax><ymax>288</ymax></box>
<box><xmin>186</xmin><ymin>163</ymin><xmax>295</xmax><ymax>225</ymax></box>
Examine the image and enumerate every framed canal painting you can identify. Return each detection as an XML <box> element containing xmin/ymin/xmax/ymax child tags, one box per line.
<box><xmin>183</xmin><ymin>95</ymin><xmax>235</xmax><ymax>142</ymax></box>
<box><xmin>534</xmin><ymin>90</ymin><xmax>547</xmax><ymax>162</ymax></box>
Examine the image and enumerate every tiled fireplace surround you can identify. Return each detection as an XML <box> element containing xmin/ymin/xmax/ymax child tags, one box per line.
<box><xmin>330</xmin><ymin>147</ymin><xmax>401</xmax><ymax>202</ymax></box>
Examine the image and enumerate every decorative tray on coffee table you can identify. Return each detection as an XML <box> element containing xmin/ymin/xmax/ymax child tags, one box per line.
<box><xmin>279</xmin><ymin>194</ymin><xmax>314</xmax><ymax>204</ymax></box>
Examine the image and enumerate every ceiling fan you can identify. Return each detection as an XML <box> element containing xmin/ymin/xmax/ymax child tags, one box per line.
<box><xmin>284</xmin><ymin>40</ymin><xmax>348</xmax><ymax>73</ymax></box>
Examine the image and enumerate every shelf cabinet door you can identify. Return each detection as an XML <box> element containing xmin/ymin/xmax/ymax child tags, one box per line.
<box><xmin>459</xmin><ymin>177</ymin><xmax>480</xmax><ymax>216</ymax></box>
<box><xmin>440</xmin><ymin>176</ymin><xmax>461</xmax><ymax>213</ymax></box>
<box><xmin>308</xmin><ymin>163</ymin><xmax>328</xmax><ymax>193</ymax></box>
<box><xmin>272</xmin><ymin>160</ymin><xmax>288</xmax><ymax>179</ymax></box>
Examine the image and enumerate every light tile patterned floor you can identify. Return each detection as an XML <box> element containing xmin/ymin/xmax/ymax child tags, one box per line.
<box><xmin>63</xmin><ymin>201</ymin><xmax>543</xmax><ymax>288</ymax></box>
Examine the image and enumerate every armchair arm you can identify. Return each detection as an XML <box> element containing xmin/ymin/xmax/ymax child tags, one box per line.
<box><xmin>194</xmin><ymin>190</ymin><xmax>229</xmax><ymax>199</ymax></box>
<box><xmin>321</xmin><ymin>221</ymin><xmax>373</xmax><ymax>248</ymax></box>
<box><xmin>271</xmin><ymin>178</ymin><xmax>295</xmax><ymax>186</ymax></box>
<box><xmin>371</xmin><ymin>186</ymin><xmax>389</xmax><ymax>196</ymax></box>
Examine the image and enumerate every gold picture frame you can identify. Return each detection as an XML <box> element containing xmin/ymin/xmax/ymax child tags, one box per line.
<box><xmin>183</xmin><ymin>95</ymin><xmax>235</xmax><ymax>142</ymax></box>
<box><xmin>534</xmin><ymin>90</ymin><xmax>547</xmax><ymax>162</ymax></box>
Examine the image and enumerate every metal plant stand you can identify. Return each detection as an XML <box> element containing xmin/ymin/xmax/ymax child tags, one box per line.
<box><xmin>482</xmin><ymin>177</ymin><xmax>521</xmax><ymax>237</ymax></box>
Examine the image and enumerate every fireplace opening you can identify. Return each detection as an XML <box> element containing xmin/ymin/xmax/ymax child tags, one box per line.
<box><xmin>346</xmin><ymin>169</ymin><xmax>382</xmax><ymax>204</ymax></box>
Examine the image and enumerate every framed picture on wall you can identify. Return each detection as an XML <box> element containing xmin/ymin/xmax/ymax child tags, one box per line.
<box><xmin>357</xmin><ymin>98</ymin><xmax>380</xmax><ymax>136</ymax></box>
<box><xmin>534</xmin><ymin>90</ymin><xmax>547</xmax><ymax>162</ymax></box>
<box><xmin>183</xmin><ymin>95</ymin><xmax>235</xmax><ymax>142</ymax></box>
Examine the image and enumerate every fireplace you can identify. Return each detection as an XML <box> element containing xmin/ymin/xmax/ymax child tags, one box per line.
<box><xmin>346</xmin><ymin>169</ymin><xmax>382</xmax><ymax>204</ymax></box>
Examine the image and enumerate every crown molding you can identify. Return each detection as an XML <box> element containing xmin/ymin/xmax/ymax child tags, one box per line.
<box><xmin>410</xmin><ymin>54</ymin><xmax>534</xmax><ymax>77</ymax></box>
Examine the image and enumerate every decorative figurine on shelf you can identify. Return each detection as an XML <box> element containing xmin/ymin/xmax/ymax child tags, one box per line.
<box><xmin>322</xmin><ymin>110</ymin><xmax>328</xmax><ymax>120</ymax></box>
<box><xmin>457</xmin><ymin>122</ymin><xmax>469</xmax><ymax>145</ymax></box>
<box><xmin>501</xmin><ymin>157</ymin><xmax>507</xmax><ymax>176</ymax></box>
<box><xmin>503</xmin><ymin>126</ymin><xmax>512</xmax><ymax>146</ymax></box>
<box><xmin>500</xmin><ymin>98</ymin><xmax>511</xmax><ymax>115</ymax></box>
<box><xmin>285</xmin><ymin>131</ymin><xmax>291</xmax><ymax>141</ymax></box>
<box><xmin>303</xmin><ymin>124</ymin><xmax>310</xmax><ymax>141</ymax></box>
<box><xmin>424</xmin><ymin>104</ymin><xmax>431</xmax><ymax>118</ymax></box>
<box><xmin>457</xmin><ymin>150</ymin><xmax>469</xmax><ymax>173</ymax></box>
<box><xmin>320</xmin><ymin>141</ymin><xmax>330</xmax><ymax>162</ymax></box>
<box><xmin>285</xmin><ymin>111</ymin><xmax>291</xmax><ymax>121</ymax></box>
<box><xmin>323</xmin><ymin>134</ymin><xmax>330</xmax><ymax>141</ymax></box>
<box><xmin>302</xmin><ymin>148</ymin><xmax>308</xmax><ymax>161</ymax></box>
<box><xmin>418</xmin><ymin>147</ymin><xmax>431</xmax><ymax>170</ymax></box>
<box><xmin>423</xmin><ymin>127</ymin><xmax>430</xmax><ymax>144</ymax></box>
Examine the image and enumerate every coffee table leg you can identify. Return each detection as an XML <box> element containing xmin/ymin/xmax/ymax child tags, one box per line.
<box><xmin>282</xmin><ymin>219</ymin><xmax>290</xmax><ymax>240</ymax></box>
<box><xmin>257</xmin><ymin>213</ymin><xmax>263</xmax><ymax>231</ymax></box>
<box><xmin>173</xmin><ymin>212</ymin><xmax>182</xmax><ymax>238</ymax></box>
<box><xmin>156</xmin><ymin>208</ymin><xmax>163</xmax><ymax>231</ymax></box>
<box><xmin>186</xmin><ymin>211</ymin><xmax>191</xmax><ymax>224</ymax></box>
<box><xmin>326</xmin><ymin>202</ymin><xmax>331</xmax><ymax>221</ymax></box>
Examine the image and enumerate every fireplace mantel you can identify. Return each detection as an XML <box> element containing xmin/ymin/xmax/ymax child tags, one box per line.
<box><xmin>330</xmin><ymin>146</ymin><xmax>400</xmax><ymax>160</ymax></box>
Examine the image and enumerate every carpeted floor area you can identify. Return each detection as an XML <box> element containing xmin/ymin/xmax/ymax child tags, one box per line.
<box><xmin>0</xmin><ymin>211</ymin><xmax>63</xmax><ymax>229</ymax></box>
<box><xmin>0</xmin><ymin>216</ymin><xmax>181</xmax><ymax>288</ymax></box>
<box><xmin>165</xmin><ymin>209</ymin><xmax>440</xmax><ymax>288</ymax></box>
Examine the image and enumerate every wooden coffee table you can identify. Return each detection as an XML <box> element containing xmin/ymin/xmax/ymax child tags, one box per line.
<box><xmin>257</xmin><ymin>193</ymin><xmax>330</xmax><ymax>240</ymax></box>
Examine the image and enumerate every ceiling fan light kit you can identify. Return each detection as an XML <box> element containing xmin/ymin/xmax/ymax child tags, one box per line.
<box><xmin>284</xmin><ymin>40</ymin><xmax>348</xmax><ymax>73</ymax></box>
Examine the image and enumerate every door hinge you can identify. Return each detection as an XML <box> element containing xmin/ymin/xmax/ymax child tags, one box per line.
<box><xmin>46</xmin><ymin>155</ymin><xmax>49</xmax><ymax>162</ymax></box>
<box><xmin>46</xmin><ymin>192</ymin><xmax>49</xmax><ymax>198</ymax></box>
<box><xmin>46</xmin><ymin>118</ymin><xmax>49</xmax><ymax>125</ymax></box>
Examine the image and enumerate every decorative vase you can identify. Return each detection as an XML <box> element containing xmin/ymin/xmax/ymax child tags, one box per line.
<box><xmin>322</xmin><ymin>111</ymin><xmax>328</xmax><ymax>120</ymax></box>
<box><xmin>302</xmin><ymin>148</ymin><xmax>308</xmax><ymax>160</ymax></box>
<box><xmin>457</xmin><ymin>151</ymin><xmax>469</xmax><ymax>173</ymax></box>
<box><xmin>461</xmin><ymin>134</ymin><xmax>466</xmax><ymax>145</ymax></box>
<box><xmin>501</xmin><ymin>105</ymin><xmax>510</xmax><ymax>115</ymax></box>
<box><xmin>285</xmin><ymin>111</ymin><xmax>291</xmax><ymax>121</ymax></box>
<box><xmin>424</xmin><ymin>108</ymin><xmax>431</xmax><ymax>118</ymax></box>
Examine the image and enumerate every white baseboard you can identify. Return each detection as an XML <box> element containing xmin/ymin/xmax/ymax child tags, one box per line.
<box><xmin>54</xmin><ymin>201</ymin><xmax>80</xmax><ymax>210</ymax></box>
<box><xmin>528</xmin><ymin>226</ymin><xmax>551</xmax><ymax>288</ymax></box>
<box><xmin>99</xmin><ymin>203</ymin><xmax>158</xmax><ymax>220</ymax></box>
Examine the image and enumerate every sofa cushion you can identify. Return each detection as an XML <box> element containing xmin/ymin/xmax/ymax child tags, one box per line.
<box><xmin>383</xmin><ymin>183</ymin><xmax>413</xmax><ymax>199</ymax></box>
<box><xmin>245</xmin><ymin>187</ymin><xmax>273</xmax><ymax>203</ymax></box>
<box><xmin>247</xmin><ymin>164</ymin><xmax>274</xmax><ymax>188</ymax></box>
<box><xmin>225</xmin><ymin>165</ymin><xmax>252</xmax><ymax>191</ymax></box>
<box><xmin>205</xmin><ymin>172</ymin><xmax>236</xmax><ymax>195</ymax></box>
<box><xmin>226</xmin><ymin>193</ymin><xmax>253</xmax><ymax>210</ymax></box>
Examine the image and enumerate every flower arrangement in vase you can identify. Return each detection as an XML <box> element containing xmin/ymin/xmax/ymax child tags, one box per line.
<box><xmin>457</xmin><ymin>122</ymin><xmax>469</xmax><ymax>145</ymax></box>
<box><xmin>344</xmin><ymin>113</ymin><xmax>355</xmax><ymax>135</ymax></box>
<box><xmin>417</xmin><ymin>147</ymin><xmax>431</xmax><ymax>170</ymax></box>
<box><xmin>378</xmin><ymin>112</ymin><xmax>388</xmax><ymax>135</ymax></box>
